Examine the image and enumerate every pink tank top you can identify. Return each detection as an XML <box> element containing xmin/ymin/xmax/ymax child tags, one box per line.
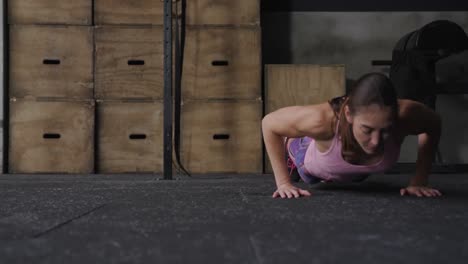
<box><xmin>302</xmin><ymin>120</ymin><xmax>402</xmax><ymax>182</ymax></box>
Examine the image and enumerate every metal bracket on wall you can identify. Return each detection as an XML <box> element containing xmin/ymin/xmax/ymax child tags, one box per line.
<box><xmin>163</xmin><ymin>0</ymin><xmax>173</xmax><ymax>180</ymax></box>
<box><xmin>2</xmin><ymin>0</ymin><xmax>9</xmax><ymax>174</ymax></box>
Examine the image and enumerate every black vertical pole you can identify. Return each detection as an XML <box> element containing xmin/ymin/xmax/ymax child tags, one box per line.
<box><xmin>163</xmin><ymin>0</ymin><xmax>173</xmax><ymax>179</ymax></box>
<box><xmin>3</xmin><ymin>0</ymin><xmax>9</xmax><ymax>173</ymax></box>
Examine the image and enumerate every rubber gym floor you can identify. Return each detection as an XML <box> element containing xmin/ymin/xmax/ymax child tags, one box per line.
<box><xmin>1</xmin><ymin>172</ymin><xmax>467</xmax><ymax>263</ymax></box>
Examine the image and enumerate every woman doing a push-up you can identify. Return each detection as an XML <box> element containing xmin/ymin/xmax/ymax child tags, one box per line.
<box><xmin>262</xmin><ymin>72</ymin><xmax>442</xmax><ymax>199</ymax></box>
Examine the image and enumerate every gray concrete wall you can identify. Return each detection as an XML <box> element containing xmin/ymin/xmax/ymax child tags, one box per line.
<box><xmin>264</xmin><ymin>12</ymin><xmax>468</xmax><ymax>163</ymax></box>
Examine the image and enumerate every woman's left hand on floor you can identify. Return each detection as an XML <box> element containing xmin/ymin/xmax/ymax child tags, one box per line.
<box><xmin>400</xmin><ymin>186</ymin><xmax>442</xmax><ymax>197</ymax></box>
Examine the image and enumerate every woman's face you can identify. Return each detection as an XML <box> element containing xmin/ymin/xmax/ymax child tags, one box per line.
<box><xmin>345</xmin><ymin>104</ymin><xmax>394</xmax><ymax>155</ymax></box>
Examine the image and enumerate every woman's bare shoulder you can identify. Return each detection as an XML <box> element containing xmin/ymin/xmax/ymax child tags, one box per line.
<box><xmin>299</xmin><ymin>102</ymin><xmax>336</xmax><ymax>140</ymax></box>
<box><xmin>397</xmin><ymin>99</ymin><xmax>417</xmax><ymax>111</ymax></box>
<box><xmin>396</xmin><ymin>99</ymin><xmax>441</xmax><ymax>137</ymax></box>
<box><xmin>263</xmin><ymin>102</ymin><xmax>336</xmax><ymax>140</ymax></box>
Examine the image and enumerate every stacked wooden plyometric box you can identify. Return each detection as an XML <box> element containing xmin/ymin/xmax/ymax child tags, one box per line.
<box><xmin>8</xmin><ymin>0</ymin><xmax>95</xmax><ymax>173</ymax></box>
<box><xmin>94</xmin><ymin>0</ymin><xmax>170</xmax><ymax>173</ymax></box>
<box><xmin>7</xmin><ymin>0</ymin><xmax>262</xmax><ymax>174</ymax></box>
<box><xmin>181</xmin><ymin>0</ymin><xmax>263</xmax><ymax>174</ymax></box>
<box><xmin>264</xmin><ymin>64</ymin><xmax>346</xmax><ymax>173</ymax></box>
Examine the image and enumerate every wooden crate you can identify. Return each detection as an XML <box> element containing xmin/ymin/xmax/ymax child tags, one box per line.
<box><xmin>186</xmin><ymin>0</ymin><xmax>260</xmax><ymax>26</ymax></box>
<box><xmin>94</xmin><ymin>0</ymin><xmax>166</xmax><ymax>25</ymax></box>
<box><xmin>96</xmin><ymin>100</ymin><xmax>163</xmax><ymax>173</ymax></box>
<box><xmin>265</xmin><ymin>64</ymin><xmax>345</xmax><ymax>112</ymax></box>
<box><xmin>264</xmin><ymin>64</ymin><xmax>346</xmax><ymax>173</ymax></box>
<box><xmin>95</xmin><ymin>26</ymin><xmax>165</xmax><ymax>100</ymax></box>
<box><xmin>182</xmin><ymin>26</ymin><xmax>261</xmax><ymax>100</ymax></box>
<box><xmin>9</xmin><ymin>25</ymin><xmax>93</xmax><ymax>99</ymax></box>
<box><xmin>8</xmin><ymin>0</ymin><xmax>92</xmax><ymax>25</ymax></box>
<box><xmin>181</xmin><ymin>99</ymin><xmax>262</xmax><ymax>174</ymax></box>
<box><xmin>9</xmin><ymin>98</ymin><xmax>95</xmax><ymax>173</ymax></box>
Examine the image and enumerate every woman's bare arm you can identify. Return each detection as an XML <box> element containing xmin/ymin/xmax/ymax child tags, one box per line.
<box><xmin>397</xmin><ymin>99</ymin><xmax>442</xmax><ymax>196</ymax></box>
<box><xmin>262</xmin><ymin>103</ymin><xmax>332</xmax><ymax>192</ymax></box>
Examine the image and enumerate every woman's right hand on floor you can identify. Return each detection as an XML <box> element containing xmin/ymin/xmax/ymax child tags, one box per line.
<box><xmin>273</xmin><ymin>183</ymin><xmax>312</xmax><ymax>198</ymax></box>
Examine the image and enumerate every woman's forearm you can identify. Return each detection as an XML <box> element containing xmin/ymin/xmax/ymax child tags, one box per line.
<box><xmin>411</xmin><ymin>131</ymin><xmax>440</xmax><ymax>186</ymax></box>
<box><xmin>262</xmin><ymin>119</ymin><xmax>291</xmax><ymax>187</ymax></box>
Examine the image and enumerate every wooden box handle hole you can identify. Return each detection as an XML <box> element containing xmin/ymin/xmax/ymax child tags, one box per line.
<box><xmin>129</xmin><ymin>134</ymin><xmax>147</xmax><ymax>140</ymax></box>
<box><xmin>128</xmin><ymin>60</ymin><xmax>145</xmax><ymax>66</ymax></box>
<box><xmin>43</xmin><ymin>133</ymin><xmax>61</xmax><ymax>139</ymax></box>
<box><xmin>213</xmin><ymin>134</ymin><xmax>230</xmax><ymax>140</ymax></box>
<box><xmin>212</xmin><ymin>60</ymin><xmax>229</xmax><ymax>66</ymax></box>
<box><xmin>43</xmin><ymin>59</ymin><xmax>61</xmax><ymax>65</ymax></box>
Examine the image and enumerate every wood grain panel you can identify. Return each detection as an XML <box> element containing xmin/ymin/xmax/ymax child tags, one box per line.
<box><xmin>95</xmin><ymin>26</ymin><xmax>164</xmax><ymax>99</ymax></box>
<box><xmin>183</xmin><ymin>26</ymin><xmax>261</xmax><ymax>100</ymax></box>
<box><xmin>9</xmin><ymin>25</ymin><xmax>94</xmax><ymax>99</ymax></box>
<box><xmin>186</xmin><ymin>0</ymin><xmax>260</xmax><ymax>25</ymax></box>
<box><xmin>96</xmin><ymin>100</ymin><xmax>163</xmax><ymax>173</ymax></box>
<box><xmin>181</xmin><ymin>99</ymin><xmax>262</xmax><ymax>174</ymax></box>
<box><xmin>8</xmin><ymin>0</ymin><xmax>92</xmax><ymax>25</ymax></box>
<box><xmin>9</xmin><ymin>99</ymin><xmax>95</xmax><ymax>173</ymax></box>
